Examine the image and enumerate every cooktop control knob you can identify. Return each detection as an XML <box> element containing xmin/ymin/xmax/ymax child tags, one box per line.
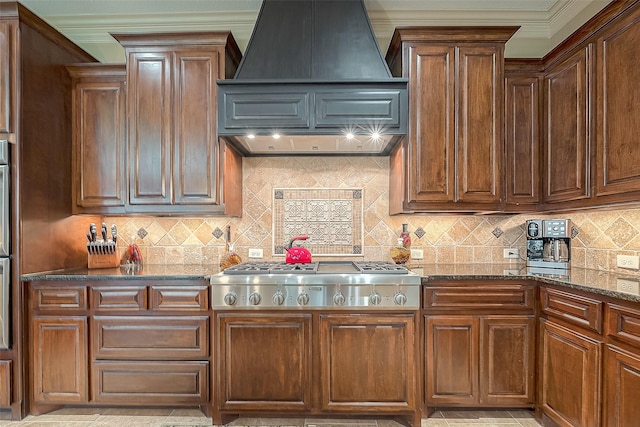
<box><xmin>223</xmin><ymin>292</ymin><xmax>237</xmax><ymax>306</ymax></box>
<box><xmin>369</xmin><ymin>291</ymin><xmax>382</xmax><ymax>306</ymax></box>
<box><xmin>297</xmin><ymin>292</ymin><xmax>310</xmax><ymax>306</ymax></box>
<box><xmin>272</xmin><ymin>290</ymin><xmax>285</xmax><ymax>306</ymax></box>
<box><xmin>333</xmin><ymin>291</ymin><xmax>346</xmax><ymax>306</ymax></box>
<box><xmin>394</xmin><ymin>291</ymin><xmax>407</xmax><ymax>306</ymax></box>
<box><xmin>248</xmin><ymin>292</ymin><xmax>262</xmax><ymax>306</ymax></box>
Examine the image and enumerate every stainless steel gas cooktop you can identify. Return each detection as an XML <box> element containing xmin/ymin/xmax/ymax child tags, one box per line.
<box><xmin>222</xmin><ymin>261</ymin><xmax>410</xmax><ymax>275</ymax></box>
<box><xmin>210</xmin><ymin>261</ymin><xmax>421</xmax><ymax>309</ymax></box>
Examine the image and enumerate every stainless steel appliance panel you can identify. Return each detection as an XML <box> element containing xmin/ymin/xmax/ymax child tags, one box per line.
<box><xmin>0</xmin><ymin>164</ymin><xmax>9</xmax><ymax>256</ymax></box>
<box><xmin>0</xmin><ymin>257</ymin><xmax>9</xmax><ymax>349</ymax></box>
<box><xmin>0</xmin><ymin>139</ymin><xmax>8</xmax><ymax>350</ymax></box>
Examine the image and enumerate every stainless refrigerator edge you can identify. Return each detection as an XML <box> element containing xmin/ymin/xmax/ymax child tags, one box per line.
<box><xmin>0</xmin><ymin>139</ymin><xmax>9</xmax><ymax>349</ymax></box>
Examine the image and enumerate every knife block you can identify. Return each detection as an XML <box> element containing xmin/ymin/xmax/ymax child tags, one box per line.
<box><xmin>88</xmin><ymin>252</ymin><xmax>119</xmax><ymax>269</ymax></box>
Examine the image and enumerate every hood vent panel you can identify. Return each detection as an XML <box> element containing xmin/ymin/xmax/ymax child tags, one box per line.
<box><xmin>218</xmin><ymin>0</ymin><xmax>408</xmax><ymax>155</ymax></box>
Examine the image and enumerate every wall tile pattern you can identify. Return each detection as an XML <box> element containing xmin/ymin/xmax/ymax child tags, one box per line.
<box><xmin>273</xmin><ymin>188</ymin><xmax>363</xmax><ymax>256</ymax></box>
<box><xmin>105</xmin><ymin>157</ymin><xmax>640</xmax><ymax>275</ymax></box>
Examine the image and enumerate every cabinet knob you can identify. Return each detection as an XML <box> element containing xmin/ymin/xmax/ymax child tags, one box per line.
<box><xmin>297</xmin><ymin>292</ymin><xmax>310</xmax><ymax>306</ymax></box>
<box><xmin>394</xmin><ymin>291</ymin><xmax>407</xmax><ymax>306</ymax></box>
<box><xmin>248</xmin><ymin>292</ymin><xmax>262</xmax><ymax>306</ymax></box>
<box><xmin>223</xmin><ymin>292</ymin><xmax>237</xmax><ymax>306</ymax></box>
<box><xmin>333</xmin><ymin>291</ymin><xmax>346</xmax><ymax>306</ymax></box>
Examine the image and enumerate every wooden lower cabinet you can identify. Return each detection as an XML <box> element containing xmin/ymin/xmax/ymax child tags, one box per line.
<box><xmin>32</xmin><ymin>317</ymin><xmax>88</xmax><ymax>403</ymax></box>
<box><xmin>28</xmin><ymin>280</ymin><xmax>211</xmax><ymax>414</ymax></box>
<box><xmin>425</xmin><ymin>315</ymin><xmax>535</xmax><ymax>407</ymax></box>
<box><xmin>214</xmin><ymin>311</ymin><xmax>418</xmax><ymax>424</ymax></box>
<box><xmin>0</xmin><ymin>360</ymin><xmax>11</xmax><ymax>407</ymax></box>
<box><xmin>539</xmin><ymin>318</ymin><xmax>601</xmax><ymax>427</ymax></box>
<box><xmin>426</xmin><ymin>316</ymin><xmax>478</xmax><ymax>405</ymax></box>
<box><xmin>216</xmin><ymin>313</ymin><xmax>312</xmax><ymax>412</ymax></box>
<box><xmin>92</xmin><ymin>361</ymin><xmax>208</xmax><ymax>404</ymax></box>
<box><xmin>603</xmin><ymin>345</ymin><xmax>640</xmax><ymax>427</ymax></box>
<box><xmin>319</xmin><ymin>313</ymin><xmax>417</xmax><ymax>413</ymax></box>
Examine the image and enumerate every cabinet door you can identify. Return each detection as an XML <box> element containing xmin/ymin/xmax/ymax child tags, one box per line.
<box><xmin>544</xmin><ymin>46</ymin><xmax>592</xmax><ymax>203</ymax></box>
<box><xmin>595</xmin><ymin>12</ymin><xmax>640</xmax><ymax>197</ymax></box>
<box><xmin>457</xmin><ymin>46</ymin><xmax>503</xmax><ymax>206</ymax></box>
<box><xmin>217</xmin><ymin>313</ymin><xmax>312</xmax><ymax>412</ymax></box>
<box><xmin>127</xmin><ymin>51</ymin><xmax>172</xmax><ymax>205</ymax></box>
<box><xmin>0</xmin><ymin>21</ymin><xmax>14</xmax><ymax>134</ymax></box>
<box><xmin>480</xmin><ymin>316</ymin><xmax>535</xmax><ymax>405</ymax></box>
<box><xmin>320</xmin><ymin>313</ymin><xmax>416</xmax><ymax>412</ymax></box>
<box><xmin>173</xmin><ymin>50</ymin><xmax>220</xmax><ymax>205</ymax></box>
<box><xmin>32</xmin><ymin>317</ymin><xmax>88</xmax><ymax>403</ymax></box>
<box><xmin>71</xmin><ymin>70</ymin><xmax>126</xmax><ymax>212</ymax></box>
<box><xmin>0</xmin><ymin>360</ymin><xmax>10</xmax><ymax>407</ymax></box>
<box><xmin>539</xmin><ymin>319</ymin><xmax>601</xmax><ymax>427</ymax></box>
<box><xmin>603</xmin><ymin>345</ymin><xmax>640</xmax><ymax>427</ymax></box>
<box><xmin>425</xmin><ymin>316</ymin><xmax>478</xmax><ymax>405</ymax></box>
<box><xmin>505</xmin><ymin>75</ymin><xmax>540</xmax><ymax>209</ymax></box>
<box><xmin>407</xmin><ymin>44</ymin><xmax>455</xmax><ymax>204</ymax></box>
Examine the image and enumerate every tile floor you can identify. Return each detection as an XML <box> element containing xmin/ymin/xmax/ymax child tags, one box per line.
<box><xmin>0</xmin><ymin>408</ymin><xmax>542</xmax><ymax>427</ymax></box>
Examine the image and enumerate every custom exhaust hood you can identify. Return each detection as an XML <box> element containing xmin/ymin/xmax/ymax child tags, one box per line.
<box><xmin>217</xmin><ymin>0</ymin><xmax>408</xmax><ymax>155</ymax></box>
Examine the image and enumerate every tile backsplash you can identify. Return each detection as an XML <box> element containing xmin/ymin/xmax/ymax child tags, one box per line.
<box><xmin>106</xmin><ymin>157</ymin><xmax>640</xmax><ymax>275</ymax></box>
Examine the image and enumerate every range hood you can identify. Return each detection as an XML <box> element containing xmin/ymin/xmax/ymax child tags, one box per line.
<box><xmin>217</xmin><ymin>0</ymin><xmax>408</xmax><ymax>155</ymax></box>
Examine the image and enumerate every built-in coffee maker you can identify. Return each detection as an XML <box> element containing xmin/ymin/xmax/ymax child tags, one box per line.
<box><xmin>526</xmin><ymin>219</ymin><xmax>571</xmax><ymax>273</ymax></box>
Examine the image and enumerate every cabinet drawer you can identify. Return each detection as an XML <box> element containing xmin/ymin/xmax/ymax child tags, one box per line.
<box><xmin>92</xmin><ymin>286</ymin><xmax>147</xmax><ymax>311</ymax></box>
<box><xmin>92</xmin><ymin>361</ymin><xmax>208</xmax><ymax>404</ymax></box>
<box><xmin>0</xmin><ymin>360</ymin><xmax>10</xmax><ymax>407</ymax></box>
<box><xmin>607</xmin><ymin>303</ymin><xmax>640</xmax><ymax>348</ymax></box>
<box><xmin>92</xmin><ymin>316</ymin><xmax>209</xmax><ymax>359</ymax></box>
<box><xmin>540</xmin><ymin>287</ymin><xmax>603</xmax><ymax>334</ymax></box>
<box><xmin>150</xmin><ymin>285</ymin><xmax>208</xmax><ymax>311</ymax></box>
<box><xmin>31</xmin><ymin>285</ymin><xmax>88</xmax><ymax>311</ymax></box>
<box><xmin>424</xmin><ymin>285</ymin><xmax>535</xmax><ymax>311</ymax></box>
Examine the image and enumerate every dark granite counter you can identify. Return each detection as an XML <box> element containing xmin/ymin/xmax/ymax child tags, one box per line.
<box><xmin>413</xmin><ymin>263</ymin><xmax>640</xmax><ymax>304</ymax></box>
<box><xmin>21</xmin><ymin>262</ymin><xmax>640</xmax><ymax>304</ymax></box>
<box><xmin>21</xmin><ymin>264</ymin><xmax>220</xmax><ymax>281</ymax></box>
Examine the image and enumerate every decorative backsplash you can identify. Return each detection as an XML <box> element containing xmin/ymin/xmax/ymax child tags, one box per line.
<box><xmin>272</xmin><ymin>188</ymin><xmax>363</xmax><ymax>257</ymax></box>
<box><xmin>103</xmin><ymin>156</ymin><xmax>640</xmax><ymax>275</ymax></box>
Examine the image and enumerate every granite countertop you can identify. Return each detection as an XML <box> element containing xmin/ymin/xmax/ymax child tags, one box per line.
<box><xmin>21</xmin><ymin>262</ymin><xmax>640</xmax><ymax>304</ymax></box>
<box><xmin>412</xmin><ymin>263</ymin><xmax>640</xmax><ymax>303</ymax></box>
<box><xmin>21</xmin><ymin>264</ymin><xmax>220</xmax><ymax>281</ymax></box>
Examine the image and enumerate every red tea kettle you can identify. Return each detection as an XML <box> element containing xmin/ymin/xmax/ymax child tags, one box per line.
<box><xmin>285</xmin><ymin>235</ymin><xmax>313</xmax><ymax>264</ymax></box>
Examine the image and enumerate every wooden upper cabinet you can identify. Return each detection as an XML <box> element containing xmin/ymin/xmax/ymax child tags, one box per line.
<box><xmin>112</xmin><ymin>32</ymin><xmax>243</xmax><ymax>215</ymax></box>
<box><xmin>543</xmin><ymin>46</ymin><xmax>593</xmax><ymax>204</ymax></box>
<box><xmin>406</xmin><ymin>44</ymin><xmax>455</xmax><ymax>204</ymax></box>
<box><xmin>595</xmin><ymin>8</ymin><xmax>640</xmax><ymax>198</ymax></box>
<box><xmin>127</xmin><ymin>50</ymin><xmax>172</xmax><ymax>206</ymax></box>
<box><xmin>0</xmin><ymin>21</ymin><xmax>15</xmax><ymax>134</ymax></box>
<box><xmin>68</xmin><ymin>65</ymin><xmax>126</xmax><ymax>214</ymax></box>
<box><xmin>456</xmin><ymin>45</ymin><xmax>503</xmax><ymax>206</ymax></box>
<box><xmin>504</xmin><ymin>61</ymin><xmax>543</xmax><ymax>211</ymax></box>
<box><xmin>386</xmin><ymin>27</ymin><xmax>517</xmax><ymax>213</ymax></box>
<box><xmin>173</xmin><ymin>50</ymin><xmax>219</xmax><ymax>205</ymax></box>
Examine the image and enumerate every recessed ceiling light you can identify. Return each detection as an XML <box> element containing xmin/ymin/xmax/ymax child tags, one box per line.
<box><xmin>346</xmin><ymin>132</ymin><xmax>355</xmax><ymax>139</ymax></box>
<box><xmin>371</xmin><ymin>132</ymin><xmax>380</xmax><ymax>140</ymax></box>
<box><xmin>247</xmin><ymin>134</ymin><xmax>256</xmax><ymax>139</ymax></box>
<box><xmin>272</xmin><ymin>133</ymin><xmax>280</xmax><ymax>139</ymax></box>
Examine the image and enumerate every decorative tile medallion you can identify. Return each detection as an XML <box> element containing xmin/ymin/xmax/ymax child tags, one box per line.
<box><xmin>273</xmin><ymin>188</ymin><xmax>364</xmax><ymax>257</ymax></box>
<box><xmin>212</xmin><ymin>227</ymin><xmax>224</xmax><ymax>239</ymax></box>
<box><xmin>137</xmin><ymin>227</ymin><xmax>148</xmax><ymax>239</ymax></box>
